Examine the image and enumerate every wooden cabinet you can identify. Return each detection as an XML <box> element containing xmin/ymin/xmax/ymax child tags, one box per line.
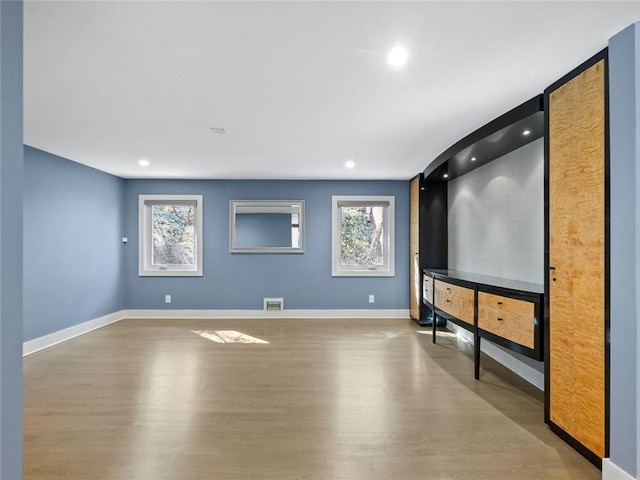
<box><xmin>425</xmin><ymin>269</ymin><xmax>543</xmax><ymax>379</ymax></box>
<box><xmin>434</xmin><ymin>279</ymin><xmax>474</xmax><ymax>325</ymax></box>
<box><xmin>409</xmin><ymin>176</ymin><xmax>421</xmax><ymax>321</ymax></box>
<box><xmin>545</xmin><ymin>50</ymin><xmax>608</xmax><ymax>466</ymax></box>
<box><xmin>478</xmin><ymin>292</ymin><xmax>535</xmax><ymax>350</ymax></box>
<box><xmin>422</xmin><ymin>275</ymin><xmax>433</xmax><ymax>306</ymax></box>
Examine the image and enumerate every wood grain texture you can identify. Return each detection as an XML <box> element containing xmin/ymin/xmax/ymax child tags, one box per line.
<box><xmin>423</xmin><ymin>275</ymin><xmax>434</xmax><ymax>305</ymax></box>
<box><xmin>434</xmin><ymin>280</ymin><xmax>474</xmax><ymax>324</ymax></box>
<box><xmin>410</xmin><ymin>177</ymin><xmax>420</xmax><ymax>320</ymax></box>
<box><xmin>548</xmin><ymin>59</ymin><xmax>606</xmax><ymax>457</ymax></box>
<box><xmin>478</xmin><ymin>292</ymin><xmax>535</xmax><ymax>349</ymax></box>
<box><xmin>24</xmin><ymin>318</ymin><xmax>600</xmax><ymax>480</ymax></box>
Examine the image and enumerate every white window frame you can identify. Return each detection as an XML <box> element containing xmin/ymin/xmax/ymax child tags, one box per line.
<box><xmin>139</xmin><ymin>195</ymin><xmax>203</xmax><ymax>277</ymax></box>
<box><xmin>331</xmin><ymin>195</ymin><xmax>395</xmax><ymax>277</ymax></box>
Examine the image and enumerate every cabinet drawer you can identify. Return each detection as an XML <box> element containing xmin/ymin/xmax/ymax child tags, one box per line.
<box><xmin>478</xmin><ymin>292</ymin><xmax>535</xmax><ymax>348</ymax></box>
<box><xmin>434</xmin><ymin>280</ymin><xmax>474</xmax><ymax>325</ymax></box>
<box><xmin>423</xmin><ymin>275</ymin><xmax>434</xmax><ymax>304</ymax></box>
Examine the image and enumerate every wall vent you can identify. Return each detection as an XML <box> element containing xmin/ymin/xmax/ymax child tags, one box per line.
<box><xmin>263</xmin><ymin>298</ymin><xmax>284</xmax><ymax>311</ymax></box>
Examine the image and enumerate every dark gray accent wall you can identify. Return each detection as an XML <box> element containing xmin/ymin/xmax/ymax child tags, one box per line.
<box><xmin>123</xmin><ymin>180</ymin><xmax>409</xmax><ymax>310</ymax></box>
<box><xmin>0</xmin><ymin>2</ymin><xmax>23</xmax><ymax>477</ymax></box>
<box><xmin>23</xmin><ymin>146</ymin><xmax>125</xmax><ymax>341</ymax></box>
<box><xmin>609</xmin><ymin>22</ymin><xmax>639</xmax><ymax>478</ymax></box>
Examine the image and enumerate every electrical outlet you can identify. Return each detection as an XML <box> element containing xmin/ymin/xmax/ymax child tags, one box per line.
<box><xmin>369</xmin><ymin>295</ymin><xmax>375</xmax><ymax>303</ymax></box>
<box><xmin>165</xmin><ymin>295</ymin><xmax>171</xmax><ymax>304</ymax></box>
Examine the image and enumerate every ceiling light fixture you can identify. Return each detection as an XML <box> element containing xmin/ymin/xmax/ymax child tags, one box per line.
<box><xmin>387</xmin><ymin>46</ymin><xmax>408</xmax><ymax>67</ymax></box>
<box><xmin>523</xmin><ymin>129</ymin><xmax>531</xmax><ymax>136</ymax></box>
<box><xmin>471</xmin><ymin>157</ymin><xmax>477</xmax><ymax>162</ymax></box>
<box><xmin>443</xmin><ymin>173</ymin><xmax>449</xmax><ymax>179</ymax></box>
<box><xmin>345</xmin><ymin>160</ymin><xmax>356</xmax><ymax>169</ymax></box>
<box><xmin>210</xmin><ymin>127</ymin><xmax>226</xmax><ymax>135</ymax></box>
<box><xmin>139</xmin><ymin>159</ymin><xmax>150</xmax><ymax>167</ymax></box>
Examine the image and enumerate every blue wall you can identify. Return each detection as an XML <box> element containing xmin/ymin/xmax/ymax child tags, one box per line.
<box><xmin>0</xmin><ymin>2</ymin><xmax>23</xmax><ymax>477</ymax></box>
<box><xmin>23</xmin><ymin>147</ymin><xmax>125</xmax><ymax>341</ymax></box>
<box><xmin>22</xmin><ymin>153</ymin><xmax>409</xmax><ymax>334</ymax></box>
<box><xmin>609</xmin><ymin>22</ymin><xmax>639</xmax><ymax>478</ymax></box>
<box><xmin>123</xmin><ymin>180</ymin><xmax>409</xmax><ymax>310</ymax></box>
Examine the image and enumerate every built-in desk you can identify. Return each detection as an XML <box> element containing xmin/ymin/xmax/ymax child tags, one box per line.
<box><xmin>423</xmin><ymin>269</ymin><xmax>544</xmax><ymax>379</ymax></box>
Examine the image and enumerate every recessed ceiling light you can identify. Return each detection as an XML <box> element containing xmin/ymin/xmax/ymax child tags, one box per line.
<box><xmin>471</xmin><ymin>157</ymin><xmax>477</xmax><ymax>162</ymax></box>
<box><xmin>345</xmin><ymin>160</ymin><xmax>356</xmax><ymax>169</ymax></box>
<box><xmin>139</xmin><ymin>159</ymin><xmax>150</xmax><ymax>167</ymax></box>
<box><xmin>523</xmin><ymin>129</ymin><xmax>531</xmax><ymax>136</ymax></box>
<box><xmin>443</xmin><ymin>173</ymin><xmax>449</xmax><ymax>179</ymax></box>
<box><xmin>210</xmin><ymin>127</ymin><xmax>226</xmax><ymax>135</ymax></box>
<box><xmin>387</xmin><ymin>46</ymin><xmax>408</xmax><ymax>67</ymax></box>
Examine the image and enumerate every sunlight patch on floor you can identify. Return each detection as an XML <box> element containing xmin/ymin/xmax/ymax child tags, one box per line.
<box><xmin>192</xmin><ymin>330</ymin><xmax>269</xmax><ymax>344</ymax></box>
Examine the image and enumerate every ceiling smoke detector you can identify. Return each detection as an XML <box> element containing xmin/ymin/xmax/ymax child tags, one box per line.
<box><xmin>210</xmin><ymin>127</ymin><xmax>226</xmax><ymax>135</ymax></box>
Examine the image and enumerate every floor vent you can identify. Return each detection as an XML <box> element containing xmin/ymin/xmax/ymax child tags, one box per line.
<box><xmin>263</xmin><ymin>298</ymin><xmax>284</xmax><ymax>311</ymax></box>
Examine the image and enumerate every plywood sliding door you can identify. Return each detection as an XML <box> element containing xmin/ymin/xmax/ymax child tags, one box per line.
<box><xmin>546</xmin><ymin>53</ymin><xmax>608</xmax><ymax>464</ymax></box>
<box><xmin>410</xmin><ymin>176</ymin><xmax>421</xmax><ymax>321</ymax></box>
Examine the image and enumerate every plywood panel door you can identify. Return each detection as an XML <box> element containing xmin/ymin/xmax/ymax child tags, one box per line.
<box><xmin>410</xmin><ymin>177</ymin><xmax>420</xmax><ymax>320</ymax></box>
<box><xmin>548</xmin><ymin>58</ymin><xmax>606</xmax><ymax>459</ymax></box>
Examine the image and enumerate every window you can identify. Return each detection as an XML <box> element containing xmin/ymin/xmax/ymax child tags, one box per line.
<box><xmin>331</xmin><ymin>195</ymin><xmax>395</xmax><ymax>277</ymax></box>
<box><xmin>139</xmin><ymin>195</ymin><xmax>203</xmax><ymax>276</ymax></box>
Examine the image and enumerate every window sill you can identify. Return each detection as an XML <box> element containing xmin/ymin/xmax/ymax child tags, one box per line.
<box><xmin>332</xmin><ymin>269</ymin><xmax>395</xmax><ymax>277</ymax></box>
<box><xmin>139</xmin><ymin>270</ymin><xmax>203</xmax><ymax>277</ymax></box>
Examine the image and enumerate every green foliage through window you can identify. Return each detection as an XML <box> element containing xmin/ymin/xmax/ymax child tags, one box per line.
<box><xmin>152</xmin><ymin>205</ymin><xmax>195</xmax><ymax>265</ymax></box>
<box><xmin>340</xmin><ymin>205</ymin><xmax>384</xmax><ymax>266</ymax></box>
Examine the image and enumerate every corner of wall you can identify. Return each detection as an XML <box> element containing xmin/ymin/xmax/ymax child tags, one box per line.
<box><xmin>608</xmin><ymin>20</ymin><xmax>640</xmax><ymax>480</ymax></box>
<box><xmin>603</xmin><ymin>458</ymin><xmax>638</xmax><ymax>480</ymax></box>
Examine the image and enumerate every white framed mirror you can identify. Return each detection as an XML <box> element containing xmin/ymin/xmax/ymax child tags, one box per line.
<box><xmin>229</xmin><ymin>200</ymin><xmax>304</xmax><ymax>253</ymax></box>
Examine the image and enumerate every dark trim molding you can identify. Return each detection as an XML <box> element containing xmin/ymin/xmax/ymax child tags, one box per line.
<box><xmin>546</xmin><ymin>48</ymin><xmax>608</xmax><ymax>94</ymax></box>
<box><xmin>548</xmin><ymin>422</ymin><xmax>603</xmax><ymax>469</ymax></box>
<box><xmin>424</xmin><ymin>95</ymin><xmax>543</xmax><ymax>181</ymax></box>
<box><xmin>603</xmin><ymin>48</ymin><xmax>611</xmax><ymax>461</ymax></box>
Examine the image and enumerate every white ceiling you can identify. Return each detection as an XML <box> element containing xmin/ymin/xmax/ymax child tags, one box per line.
<box><xmin>24</xmin><ymin>1</ymin><xmax>640</xmax><ymax>180</ymax></box>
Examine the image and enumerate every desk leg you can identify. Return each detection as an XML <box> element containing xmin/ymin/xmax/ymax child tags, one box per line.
<box><xmin>432</xmin><ymin>310</ymin><xmax>437</xmax><ymax>344</ymax></box>
<box><xmin>473</xmin><ymin>287</ymin><xmax>479</xmax><ymax>380</ymax></box>
<box><xmin>474</xmin><ymin>334</ymin><xmax>481</xmax><ymax>380</ymax></box>
<box><xmin>431</xmin><ymin>283</ymin><xmax>437</xmax><ymax>344</ymax></box>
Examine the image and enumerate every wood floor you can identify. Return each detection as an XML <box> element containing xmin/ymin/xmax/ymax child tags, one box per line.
<box><xmin>24</xmin><ymin>319</ymin><xmax>600</xmax><ymax>479</ymax></box>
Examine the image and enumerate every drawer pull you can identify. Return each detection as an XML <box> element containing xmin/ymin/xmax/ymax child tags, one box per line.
<box><xmin>446</xmin><ymin>299</ymin><xmax>451</xmax><ymax>303</ymax></box>
<box><xmin>497</xmin><ymin>317</ymin><xmax>503</xmax><ymax>321</ymax></box>
<box><xmin>446</xmin><ymin>287</ymin><xmax>451</xmax><ymax>291</ymax></box>
<box><xmin>497</xmin><ymin>302</ymin><xmax>503</xmax><ymax>305</ymax></box>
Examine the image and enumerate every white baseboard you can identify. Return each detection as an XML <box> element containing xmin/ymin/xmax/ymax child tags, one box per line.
<box><xmin>445</xmin><ymin>323</ymin><xmax>545</xmax><ymax>391</ymax></box>
<box><xmin>603</xmin><ymin>458</ymin><xmax>637</xmax><ymax>480</ymax></box>
<box><xmin>23</xmin><ymin>310</ymin><xmax>125</xmax><ymax>356</ymax></box>
<box><xmin>123</xmin><ymin>309</ymin><xmax>410</xmax><ymax>319</ymax></box>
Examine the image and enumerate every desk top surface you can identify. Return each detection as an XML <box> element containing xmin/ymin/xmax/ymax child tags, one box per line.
<box><xmin>425</xmin><ymin>269</ymin><xmax>544</xmax><ymax>295</ymax></box>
